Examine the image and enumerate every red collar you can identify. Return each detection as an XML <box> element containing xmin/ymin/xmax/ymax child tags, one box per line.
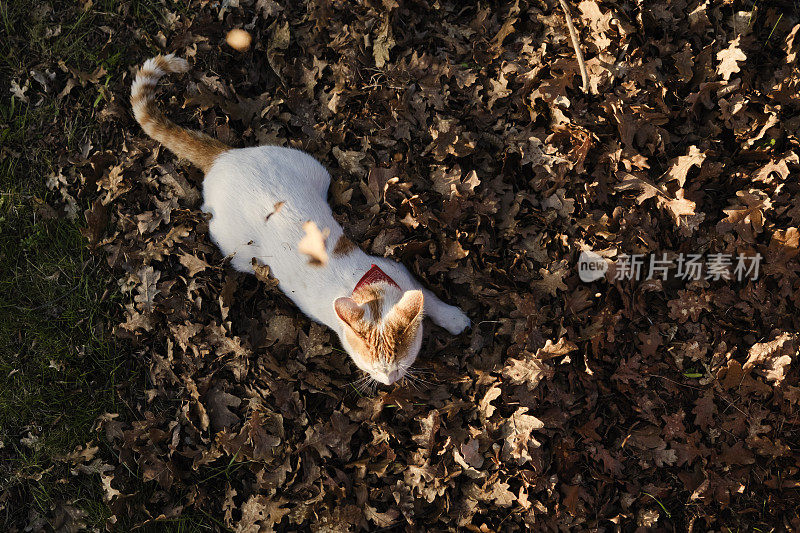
<box><xmin>354</xmin><ymin>264</ymin><xmax>400</xmax><ymax>293</ymax></box>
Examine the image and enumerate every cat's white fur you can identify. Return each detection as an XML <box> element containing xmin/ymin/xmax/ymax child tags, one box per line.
<box><xmin>132</xmin><ymin>54</ymin><xmax>470</xmax><ymax>385</ymax></box>
<box><xmin>203</xmin><ymin>147</ymin><xmax>470</xmax><ymax>383</ymax></box>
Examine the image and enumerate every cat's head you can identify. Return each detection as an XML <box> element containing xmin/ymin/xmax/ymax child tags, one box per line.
<box><xmin>334</xmin><ymin>283</ymin><xmax>424</xmax><ymax>385</ymax></box>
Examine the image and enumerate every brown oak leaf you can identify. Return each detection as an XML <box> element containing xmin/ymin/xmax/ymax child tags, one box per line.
<box><xmin>717</xmin><ymin>189</ymin><xmax>772</xmax><ymax>237</ymax></box>
<box><xmin>134</xmin><ymin>266</ymin><xmax>161</xmax><ymax>314</ymax></box>
<box><xmin>501</xmin><ymin>351</ymin><xmax>554</xmax><ymax>391</ymax></box>
<box><xmin>663</xmin><ymin>145</ymin><xmax>706</xmax><ymax>187</ymax></box>
<box><xmin>298</xmin><ymin>221</ymin><xmax>329</xmax><ymax>266</ymax></box>
<box><xmin>179</xmin><ymin>252</ymin><xmax>210</xmax><ymax>277</ymax></box>
<box><xmin>206</xmin><ymin>387</ymin><xmax>242</xmax><ymax>432</ymax></box>
<box><xmin>744</xmin><ymin>332</ymin><xmax>797</xmax><ymax>385</ymax></box>
<box><xmin>716</xmin><ymin>36</ymin><xmax>747</xmax><ymax>81</ymax></box>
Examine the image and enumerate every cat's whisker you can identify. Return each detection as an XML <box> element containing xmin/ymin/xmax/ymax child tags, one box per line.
<box><xmin>406</xmin><ymin>371</ymin><xmax>434</xmax><ymax>383</ymax></box>
<box><xmin>350</xmin><ymin>373</ymin><xmax>369</xmax><ymax>385</ymax></box>
<box><xmin>406</xmin><ymin>367</ymin><xmax>430</xmax><ymax>380</ymax></box>
<box><xmin>358</xmin><ymin>377</ymin><xmax>372</xmax><ymax>395</ymax></box>
<box><xmin>411</xmin><ymin>377</ymin><xmax>430</xmax><ymax>389</ymax></box>
<box><xmin>346</xmin><ymin>373</ymin><xmax>374</xmax><ymax>396</ymax></box>
<box><xmin>349</xmin><ymin>372</ymin><xmax>380</xmax><ymax>396</ymax></box>
<box><xmin>350</xmin><ymin>373</ymin><xmax>369</xmax><ymax>384</ymax></box>
<box><xmin>403</xmin><ymin>370</ymin><xmax>431</xmax><ymax>390</ymax></box>
<box><xmin>409</xmin><ymin>377</ymin><xmax>432</xmax><ymax>389</ymax></box>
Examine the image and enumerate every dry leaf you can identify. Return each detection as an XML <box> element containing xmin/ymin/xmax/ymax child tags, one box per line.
<box><xmin>179</xmin><ymin>253</ymin><xmax>210</xmax><ymax>276</ymax></box>
<box><xmin>298</xmin><ymin>221</ymin><xmax>329</xmax><ymax>266</ymax></box>
<box><xmin>134</xmin><ymin>266</ymin><xmax>161</xmax><ymax>313</ymax></box>
<box><xmin>717</xmin><ymin>37</ymin><xmax>747</xmax><ymax>81</ymax></box>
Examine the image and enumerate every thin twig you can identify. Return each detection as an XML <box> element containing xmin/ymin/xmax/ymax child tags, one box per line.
<box><xmin>558</xmin><ymin>0</ymin><xmax>590</xmax><ymax>94</ymax></box>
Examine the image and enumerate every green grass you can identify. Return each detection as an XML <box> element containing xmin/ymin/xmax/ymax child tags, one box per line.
<box><xmin>0</xmin><ymin>0</ymin><xmax>220</xmax><ymax>529</ymax></box>
<box><xmin>0</xmin><ymin>139</ymin><xmax>131</xmax><ymax>527</ymax></box>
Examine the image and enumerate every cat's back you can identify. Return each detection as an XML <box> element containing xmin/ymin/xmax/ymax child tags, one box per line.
<box><xmin>204</xmin><ymin>145</ymin><xmax>330</xmax><ymax>201</ymax></box>
<box><xmin>201</xmin><ymin>144</ymin><xmax>337</xmax><ymax>274</ymax></box>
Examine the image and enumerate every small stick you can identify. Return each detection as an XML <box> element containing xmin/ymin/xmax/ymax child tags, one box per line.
<box><xmin>558</xmin><ymin>0</ymin><xmax>590</xmax><ymax>93</ymax></box>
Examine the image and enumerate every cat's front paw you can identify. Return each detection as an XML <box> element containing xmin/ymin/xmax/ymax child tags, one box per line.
<box><xmin>437</xmin><ymin>305</ymin><xmax>471</xmax><ymax>335</ymax></box>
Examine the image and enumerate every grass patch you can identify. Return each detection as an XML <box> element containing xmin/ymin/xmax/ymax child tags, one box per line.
<box><xmin>0</xmin><ymin>149</ymin><xmax>131</xmax><ymax>529</ymax></box>
<box><xmin>0</xmin><ymin>0</ymin><xmax>218</xmax><ymax>529</ymax></box>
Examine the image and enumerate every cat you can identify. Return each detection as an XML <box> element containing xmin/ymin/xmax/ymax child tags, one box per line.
<box><xmin>131</xmin><ymin>54</ymin><xmax>470</xmax><ymax>386</ymax></box>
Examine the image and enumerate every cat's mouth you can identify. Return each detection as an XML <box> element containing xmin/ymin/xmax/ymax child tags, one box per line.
<box><xmin>353</xmin><ymin>264</ymin><xmax>399</xmax><ymax>293</ymax></box>
<box><xmin>372</xmin><ymin>369</ymin><xmax>402</xmax><ymax>385</ymax></box>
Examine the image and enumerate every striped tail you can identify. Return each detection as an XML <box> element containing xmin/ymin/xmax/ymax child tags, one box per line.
<box><xmin>130</xmin><ymin>54</ymin><xmax>228</xmax><ymax>173</ymax></box>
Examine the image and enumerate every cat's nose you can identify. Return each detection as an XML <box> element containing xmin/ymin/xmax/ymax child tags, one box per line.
<box><xmin>374</xmin><ymin>370</ymin><xmax>400</xmax><ymax>385</ymax></box>
<box><xmin>373</xmin><ymin>372</ymin><xmax>392</xmax><ymax>385</ymax></box>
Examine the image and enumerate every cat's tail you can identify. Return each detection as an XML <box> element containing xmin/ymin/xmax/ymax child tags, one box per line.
<box><xmin>131</xmin><ymin>54</ymin><xmax>229</xmax><ymax>173</ymax></box>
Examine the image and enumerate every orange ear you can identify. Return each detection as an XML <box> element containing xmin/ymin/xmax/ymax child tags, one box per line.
<box><xmin>334</xmin><ymin>297</ymin><xmax>366</xmax><ymax>331</ymax></box>
<box><xmin>389</xmin><ymin>290</ymin><xmax>424</xmax><ymax>326</ymax></box>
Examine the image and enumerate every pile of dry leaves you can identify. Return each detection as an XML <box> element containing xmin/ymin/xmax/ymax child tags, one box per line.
<box><xmin>39</xmin><ymin>0</ymin><xmax>800</xmax><ymax>530</ymax></box>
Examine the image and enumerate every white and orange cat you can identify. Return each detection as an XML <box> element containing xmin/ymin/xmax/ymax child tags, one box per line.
<box><xmin>131</xmin><ymin>55</ymin><xmax>470</xmax><ymax>385</ymax></box>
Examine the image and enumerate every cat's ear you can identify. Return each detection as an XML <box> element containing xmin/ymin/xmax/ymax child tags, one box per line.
<box><xmin>334</xmin><ymin>297</ymin><xmax>366</xmax><ymax>333</ymax></box>
<box><xmin>387</xmin><ymin>290</ymin><xmax>424</xmax><ymax>328</ymax></box>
